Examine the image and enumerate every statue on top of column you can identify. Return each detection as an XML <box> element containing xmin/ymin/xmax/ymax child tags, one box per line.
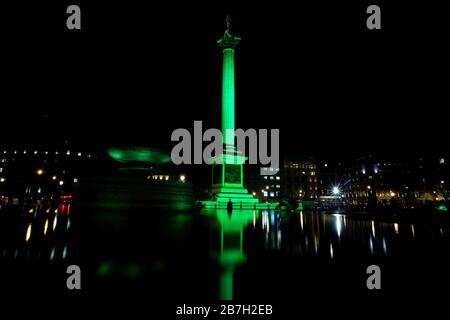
<box><xmin>217</xmin><ymin>15</ymin><xmax>241</xmax><ymax>49</ymax></box>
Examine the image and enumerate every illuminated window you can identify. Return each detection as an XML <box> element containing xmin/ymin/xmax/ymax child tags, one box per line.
<box><xmin>276</xmin><ymin>185</ymin><xmax>280</xmax><ymax>188</ymax></box>
<box><xmin>263</xmin><ymin>192</ymin><xmax>268</xmax><ymax>197</ymax></box>
<box><xmin>440</xmin><ymin>158</ymin><xmax>445</xmax><ymax>164</ymax></box>
<box><xmin>0</xmin><ymin>168</ymin><xmax>2</xmax><ymax>173</ymax></box>
<box><xmin>34</xmin><ymin>150</ymin><xmax>38</xmax><ymax>155</ymax></box>
<box><xmin>270</xmin><ymin>176</ymin><xmax>274</xmax><ymax>180</ymax></box>
<box><xmin>66</xmin><ymin>150</ymin><xmax>71</xmax><ymax>156</ymax></box>
<box><xmin>77</xmin><ymin>152</ymin><xmax>82</xmax><ymax>157</ymax></box>
<box><xmin>270</xmin><ymin>192</ymin><xmax>274</xmax><ymax>197</ymax></box>
<box><xmin>264</xmin><ymin>176</ymin><xmax>268</xmax><ymax>180</ymax></box>
<box><xmin>276</xmin><ymin>176</ymin><xmax>280</xmax><ymax>180</ymax></box>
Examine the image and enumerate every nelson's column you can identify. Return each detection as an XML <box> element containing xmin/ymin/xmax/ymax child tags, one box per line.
<box><xmin>201</xmin><ymin>16</ymin><xmax>277</xmax><ymax>210</ymax></box>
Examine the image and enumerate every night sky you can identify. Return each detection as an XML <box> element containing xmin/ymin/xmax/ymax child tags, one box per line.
<box><xmin>2</xmin><ymin>1</ymin><xmax>448</xmax><ymax>160</ymax></box>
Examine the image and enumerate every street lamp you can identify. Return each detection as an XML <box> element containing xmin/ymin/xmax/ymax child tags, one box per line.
<box><xmin>37</xmin><ymin>169</ymin><xmax>44</xmax><ymax>176</ymax></box>
<box><xmin>332</xmin><ymin>186</ymin><xmax>340</xmax><ymax>195</ymax></box>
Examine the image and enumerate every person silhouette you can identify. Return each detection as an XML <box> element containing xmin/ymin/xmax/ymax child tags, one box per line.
<box><xmin>227</xmin><ymin>198</ymin><xmax>233</xmax><ymax>212</ymax></box>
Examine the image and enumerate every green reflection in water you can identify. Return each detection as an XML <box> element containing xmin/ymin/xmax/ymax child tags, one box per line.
<box><xmin>205</xmin><ymin>209</ymin><xmax>259</xmax><ymax>300</ymax></box>
<box><xmin>96</xmin><ymin>260</ymin><xmax>143</xmax><ymax>279</ymax></box>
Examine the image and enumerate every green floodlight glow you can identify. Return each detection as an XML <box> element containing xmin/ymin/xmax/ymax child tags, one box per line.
<box><xmin>436</xmin><ymin>204</ymin><xmax>448</xmax><ymax>211</ymax></box>
<box><xmin>107</xmin><ymin>147</ymin><xmax>171</xmax><ymax>164</ymax></box>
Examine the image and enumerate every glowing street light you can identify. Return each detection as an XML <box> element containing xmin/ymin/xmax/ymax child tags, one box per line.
<box><xmin>59</xmin><ymin>180</ymin><xmax>64</xmax><ymax>186</ymax></box>
<box><xmin>332</xmin><ymin>186</ymin><xmax>340</xmax><ymax>195</ymax></box>
<box><xmin>179</xmin><ymin>175</ymin><xmax>186</xmax><ymax>182</ymax></box>
<box><xmin>37</xmin><ymin>169</ymin><xmax>44</xmax><ymax>176</ymax></box>
<box><xmin>52</xmin><ymin>176</ymin><xmax>57</xmax><ymax>181</ymax></box>
<box><xmin>0</xmin><ymin>178</ymin><xmax>5</xmax><ymax>183</ymax></box>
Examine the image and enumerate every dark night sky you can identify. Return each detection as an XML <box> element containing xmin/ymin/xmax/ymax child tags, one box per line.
<box><xmin>2</xmin><ymin>1</ymin><xmax>449</xmax><ymax>160</ymax></box>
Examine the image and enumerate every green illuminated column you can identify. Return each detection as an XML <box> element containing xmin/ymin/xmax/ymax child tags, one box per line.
<box><xmin>217</xmin><ymin>17</ymin><xmax>241</xmax><ymax>148</ymax></box>
<box><xmin>222</xmin><ymin>48</ymin><xmax>235</xmax><ymax>147</ymax></box>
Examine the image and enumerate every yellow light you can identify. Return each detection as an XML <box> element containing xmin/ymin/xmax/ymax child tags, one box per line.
<box><xmin>44</xmin><ymin>219</ymin><xmax>49</xmax><ymax>235</ymax></box>
<box><xmin>46</xmin><ymin>208</ymin><xmax>50</xmax><ymax>213</ymax></box>
<box><xmin>37</xmin><ymin>169</ymin><xmax>44</xmax><ymax>175</ymax></box>
<box><xmin>25</xmin><ymin>224</ymin><xmax>32</xmax><ymax>242</ymax></box>
<box><xmin>0</xmin><ymin>178</ymin><xmax>5</xmax><ymax>183</ymax></box>
<box><xmin>28</xmin><ymin>208</ymin><xmax>34</xmax><ymax>214</ymax></box>
<box><xmin>394</xmin><ymin>223</ymin><xmax>399</xmax><ymax>234</ymax></box>
<box><xmin>52</xmin><ymin>176</ymin><xmax>57</xmax><ymax>181</ymax></box>
<box><xmin>390</xmin><ymin>192</ymin><xmax>396</xmax><ymax>197</ymax></box>
<box><xmin>180</xmin><ymin>175</ymin><xmax>186</xmax><ymax>182</ymax></box>
<box><xmin>266</xmin><ymin>186</ymin><xmax>269</xmax><ymax>190</ymax></box>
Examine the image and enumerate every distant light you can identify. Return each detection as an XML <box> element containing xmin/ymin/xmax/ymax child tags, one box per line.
<box><xmin>324</xmin><ymin>163</ymin><xmax>328</xmax><ymax>167</ymax></box>
<box><xmin>394</xmin><ymin>223</ymin><xmax>399</xmax><ymax>234</ymax></box>
<box><xmin>0</xmin><ymin>178</ymin><xmax>5</xmax><ymax>183</ymax></box>
<box><xmin>332</xmin><ymin>187</ymin><xmax>340</xmax><ymax>195</ymax></box>
<box><xmin>390</xmin><ymin>192</ymin><xmax>396</xmax><ymax>197</ymax></box>
<box><xmin>66</xmin><ymin>150</ymin><xmax>71</xmax><ymax>156</ymax></box>
<box><xmin>252</xmin><ymin>192</ymin><xmax>256</xmax><ymax>196</ymax></box>
<box><xmin>165</xmin><ymin>176</ymin><xmax>169</xmax><ymax>181</ymax></box>
<box><xmin>179</xmin><ymin>175</ymin><xmax>186</xmax><ymax>182</ymax></box>
<box><xmin>441</xmin><ymin>180</ymin><xmax>445</xmax><ymax>184</ymax></box>
<box><xmin>77</xmin><ymin>152</ymin><xmax>82</xmax><ymax>157</ymax></box>
<box><xmin>23</xmin><ymin>150</ymin><xmax>27</xmax><ymax>154</ymax></box>
<box><xmin>52</xmin><ymin>176</ymin><xmax>57</xmax><ymax>181</ymax></box>
<box><xmin>367</xmin><ymin>185</ymin><xmax>371</xmax><ymax>190</ymax></box>
<box><xmin>44</xmin><ymin>219</ymin><xmax>49</xmax><ymax>235</ymax></box>
<box><xmin>45</xmin><ymin>151</ymin><xmax>48</xmax><ymax>155</ymax></box>
<box><xmin>439</xmin><ymin>158</ymin><xmax>445</xmax><ymax>164</ymax></box>
<box><xmin>59</xmin><ymin>180</ymin><xmax>64</xmax><ymax>186</ymax></box>
<box><xmin>25</xmin><ymin>224</ymin><xmax>32</xmax><ymax>242</ymax></box>
<box><xmin>37</xmin><ymin>169</ymin><xmax>44</xmax><ymax>176</ymax></box>
<box><xmin>266</xmin><ymin>185</ymin><xmax>269</xmax><ymax>190</ymax></box>
<box><xmin>73</xmin><ymin>178</ymin><xmax>78</xmax><ymax>183</ymax></box>
<box><xmin>34</xmin><ymin>150</ymin><xmax>38</xmax><ymax>155</ymax></box>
